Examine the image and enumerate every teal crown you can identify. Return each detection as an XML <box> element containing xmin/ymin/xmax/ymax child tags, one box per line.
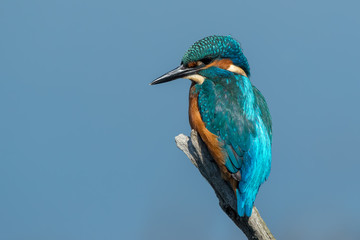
<box><xmin>181</xmin><ymin>35</ymin><xmax>250</xmax><ymax>76</ymax></box>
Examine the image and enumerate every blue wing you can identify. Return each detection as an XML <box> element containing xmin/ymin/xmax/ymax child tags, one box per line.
<box><xmin>197</xmin><ymin>74</ymin><xmax>272</xmax><ymax>216</ymax></box>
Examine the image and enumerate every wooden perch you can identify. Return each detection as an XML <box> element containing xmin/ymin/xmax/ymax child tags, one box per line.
<box><xmin>175</xmin><ymin>130</ymin><xmax>275</xmax><ymax>240</ymax></box>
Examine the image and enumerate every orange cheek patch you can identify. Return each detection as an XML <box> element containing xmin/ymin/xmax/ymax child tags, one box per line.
<box><xmin>203</xmin><ymin>59</ymin><xmax>247</xmax><ymax>77</ymax></box>
<box><xmin>204</xmin><ymin>59</ymin><xmax>233</xmax><ymax>70</ymax></box>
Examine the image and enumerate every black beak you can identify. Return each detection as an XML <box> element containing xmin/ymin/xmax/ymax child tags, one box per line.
<box><xmin>150</xmin><ymin>64</ymin><xmax>202</xmax><ymax>85</ymax></box>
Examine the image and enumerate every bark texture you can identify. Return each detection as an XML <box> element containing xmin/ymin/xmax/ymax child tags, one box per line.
<box><xmin>175</xmin><ymin>130</ymin><xmax>275</xmax><ymax>240</ymax></box>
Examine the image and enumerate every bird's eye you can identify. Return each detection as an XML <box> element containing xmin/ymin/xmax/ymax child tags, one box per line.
<box><xmin>186</xmin><ymin>57</ymin><xmax>213</xmax><ymax>68</ymax></box>
<box><xmin>199</xmin><ymin>57</ymin><xmax>212</xmax><ymax>65</ymax></box>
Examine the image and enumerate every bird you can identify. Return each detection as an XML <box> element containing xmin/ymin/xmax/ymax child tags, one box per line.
<box><xmin>150</xmin><ymin>35</ymin><xmax>272</xmax><ymax>217</ymax></box>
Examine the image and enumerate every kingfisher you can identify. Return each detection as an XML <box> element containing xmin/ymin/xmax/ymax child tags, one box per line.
<box><xmin>150</xmin><ymin>35</ymin><xmax>272</xmax><ymax>217</ymax></box>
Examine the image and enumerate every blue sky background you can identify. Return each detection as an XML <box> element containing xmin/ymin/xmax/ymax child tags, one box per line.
<box><xmin>1</xmin><ymin>0</ymin><xmax>360</xmax><ymax>239</ymax></box>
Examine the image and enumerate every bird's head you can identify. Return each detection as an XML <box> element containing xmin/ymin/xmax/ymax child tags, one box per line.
<box><xmin>150</xmin><ymin>35</ymin><xmax>250</xmax><ymax>85</ymax></box>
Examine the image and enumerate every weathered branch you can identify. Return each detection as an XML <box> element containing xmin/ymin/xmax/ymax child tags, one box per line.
<box><xmin>175</xmin><ymin>130</ymin><xmax>275</xmax><ymax>240</ymax></box>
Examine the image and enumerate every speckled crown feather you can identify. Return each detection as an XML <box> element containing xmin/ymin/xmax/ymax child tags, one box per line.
<box><xmin>181</xmin><ymin>35</ymin><xmax>250</xmax><ymax>76</ymax></box>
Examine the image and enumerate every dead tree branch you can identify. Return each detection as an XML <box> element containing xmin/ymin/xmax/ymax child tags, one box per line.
<box><xmin>175</xmin><ymin>130</ymin><xmax>275</xmax><ymax>240</ymax></box>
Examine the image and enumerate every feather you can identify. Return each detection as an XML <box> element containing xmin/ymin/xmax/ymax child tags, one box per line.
<box><xmin>196</xmin><ymin>73</ymin><xmax>272</xmax><ymax>217</ymax></box>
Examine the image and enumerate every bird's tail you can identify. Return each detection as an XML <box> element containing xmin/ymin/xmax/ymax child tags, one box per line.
<box><xmin>235</xmin><ymin>188</ymin><xmax>254</xmax><ymax>217</ymax></box>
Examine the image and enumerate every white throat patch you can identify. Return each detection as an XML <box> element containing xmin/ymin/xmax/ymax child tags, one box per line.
<box><xmin>227</xmin><ymin>64</ymin><xmax>247</xmax><ymax>76</ymax></box>
<box><xmin>185</xmin><ymin>74</ymin><xmax>205</xmax><ymax>84</ymax></box>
